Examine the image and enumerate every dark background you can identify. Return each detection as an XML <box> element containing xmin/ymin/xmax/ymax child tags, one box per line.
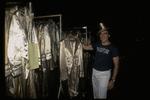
<box><xmin>5</xmin><ymin>1</ymin><xmax>147</xmax><ymax>98</ymax></box>
<box><xmin>32</xmin><ymin>1</ymin><xmax>147</xmax><ymax>98</ymax></box>
<box><xmin>32</xmin><ymin>1</ymin><xmax>147</xmax><ymax>55</ymax></box>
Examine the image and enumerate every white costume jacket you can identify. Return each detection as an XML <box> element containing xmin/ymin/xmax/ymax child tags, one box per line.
<box><xmin>60</xmin><ymin>37</ymin><xmax>84</xmax><ymax>97</ymax></box>
<box><xmin>7</xmin><ymin>13</ymin><xmax>28</xmax><ymax>67</ymax></box>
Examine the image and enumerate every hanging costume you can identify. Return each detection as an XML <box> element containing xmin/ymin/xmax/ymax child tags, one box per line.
<box><xmin>7</xmin><ymin>6</ymin><xmax>38</xmax><ymax>98</ymax></box>
<box><xmin>36</xmin><ymin>19</ymin><xmax>60</xmax><ymax>98</ymax></box>
<box><xmin>60</xmin><ymin>37</ymin><xmax>84</xmax><ymax>97</ymax></box>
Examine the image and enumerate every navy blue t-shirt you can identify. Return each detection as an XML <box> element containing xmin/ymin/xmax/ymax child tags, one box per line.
<box><xmin>92</xmin><ymin>42</ymin><xmax>120</xmax><ymax>71</ymax></box>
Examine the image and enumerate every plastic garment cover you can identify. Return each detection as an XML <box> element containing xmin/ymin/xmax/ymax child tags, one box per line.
<box><xmin>41</xmin><ymin>61</ymin><xmax>49</xmax><ymax>98</ymax></box>
<box><xmin>37</xmin><ymin>21</ymin><xmax>58</xmax><ymax>71</ymax></box>
<box><xmin>17</xmin><ymin>59</ymin><xmax>37</xmax><ymax>99</ymax></box>
<box><xmin>36</xmin><ymin>22</ymin><xmax>54</xmax><ymax>98</ymax></box>
<box><xmin>38</xmin><ymin>23</ymin><xmax>52</xmax><ymax>61</ymax></box>
<box><xmin>43</xmin><ymin>23</ymin><xmax>52</xmax><ymax>60</ymax></box>
<box><xmin>29</xmin><ymin>22</ymin><xmax>41</xmax><ymax>65</ymax></box>
<box><xmin>5</xmin><ymin>8</ymin><xmax>12</xmax><ymax>77</ymax></box>
<box><xmin>8</xmin><ymin>13</ymin><xmax>28</xmax><ymax>66</ymax></box>
<box><xmin>6</xmin><ymin>7</ymin><xmax>37</xmax><ymax>98</ymax></box>
<box><xmin>48</xmin><ymin>20</ymin><xmax>58</xmax><ymax>64</ymax></box>
<box><xmin>7</xmin><ymin>12</ymin><xmax>28</xmax><ymax>78</ymax></box>
<box><xmin>59</xmin><ymin>37</ymin><xmax>84</xmax><ymax>97</ymax></box>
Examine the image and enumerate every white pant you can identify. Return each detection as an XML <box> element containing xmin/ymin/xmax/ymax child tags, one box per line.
<box><xmin>92</xmin><ymin>68</ymin><xmax>111</xmax><ymax>99</ymax></box>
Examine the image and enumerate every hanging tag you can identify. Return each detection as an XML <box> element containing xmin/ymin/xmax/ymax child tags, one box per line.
<box><xmin>28</xmin><ymin>43</ymin><xmax>39</xmax><ymax>69</ymax></box>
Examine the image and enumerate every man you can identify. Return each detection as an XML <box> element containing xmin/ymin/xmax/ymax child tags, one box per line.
<box><xmin>82</xmin><ymin>23</ymin><xmax>120</xmax><ymax>99</ymax></box>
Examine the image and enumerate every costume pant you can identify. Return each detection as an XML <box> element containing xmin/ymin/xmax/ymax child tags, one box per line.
<box><xmin>92</xmin><ymin>68</ymin><xmax>111</xmax><ymax>99</ymax></box>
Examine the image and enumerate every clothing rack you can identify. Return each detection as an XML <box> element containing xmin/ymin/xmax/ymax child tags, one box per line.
<box><xmin>6</xmin><ymin>2</ymin><xmax>25</xmax><ymax>5</ymax></box>
<box><xmin>34</xmin><ymin>14</ymin><xmax>63</xmax><ymax>98</ymax></box>
<box><xmin>5</xmin><ymin>2</ymin><xmax>91</xmax><ymax>98</ymax></box>
<box><xmin>34</xmin><ymin>14</ymin><xmax>62</xmax><ymax>40</ymax></box>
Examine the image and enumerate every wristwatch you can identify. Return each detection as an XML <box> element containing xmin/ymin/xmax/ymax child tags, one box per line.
<box><xmin>111</xmin><ymin>79</ymin><xmax>115</xmax><ymax>82</ymax></box>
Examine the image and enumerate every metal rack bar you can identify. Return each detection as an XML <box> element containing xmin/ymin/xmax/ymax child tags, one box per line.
<box><xmin>64</xmin><ymin>26</ymin><xmax>87</xmax><ymax>30</ymax></box>
<box><xmin>6</xmin><ymin>2</ymin><xmax>23</xmax><ymax>4</ymax></box>
<box><xmin>60</xmin><ymin>15</ymin><xmax>62</xmax><ymax>40</ymax></box>
<box><xmin>34</xmin><ymin>14</ymin><xmax>62</xmax><ymax>18</ymax></box>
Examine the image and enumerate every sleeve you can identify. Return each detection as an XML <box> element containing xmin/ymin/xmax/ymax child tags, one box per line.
<box><xmin>92</xmin><ymin>43</ymin><xmax>97</xmax><ymax>50</ymax></box>
<box><xmin>112</xmin><ymin>47</ymin><xmax>120</xmax><ymax>57</ymax></box>
<box><xmin>59</xmin><ymin>40</ymin><xmax>68</xmax><ymax>81</ymax></box>
<box><xmin>79</xmin><ymin>43</ymin><xmax>84</xmax><ymax>78</ymax></box>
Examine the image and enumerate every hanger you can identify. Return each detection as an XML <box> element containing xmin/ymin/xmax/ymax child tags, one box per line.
<box><xmin>69</xmin><ymin>30</ymin><xmax>79</xmax><ymax>39</ymax></box>
<box><xmin>68</xmin><ymin>33</ymin><xmax>76</xmax><ymax>39</ymax></box>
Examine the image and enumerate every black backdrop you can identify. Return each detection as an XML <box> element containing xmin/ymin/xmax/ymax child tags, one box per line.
<box><xmin>32</xmin><ymin>1</ymin><xmax>148</xmax><ymax>98</ymax></box>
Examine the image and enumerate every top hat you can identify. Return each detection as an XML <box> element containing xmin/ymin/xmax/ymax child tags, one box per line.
<box><xmin>97</xmin><ymin>22</ymin><xmax>109</xmax><ymax>35</ymax></box>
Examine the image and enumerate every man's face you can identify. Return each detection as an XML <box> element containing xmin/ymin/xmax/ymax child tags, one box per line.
<box><xmin>99</xmin><ymin>30</ymin><xmax>110</xmax><ymax>43</ymax></box>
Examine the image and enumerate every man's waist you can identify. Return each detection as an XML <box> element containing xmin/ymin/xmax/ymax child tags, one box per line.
<box><xmin>93</xmin><ymin>65</ymin><xmax>111</xmax><ymax>71</ymax></box>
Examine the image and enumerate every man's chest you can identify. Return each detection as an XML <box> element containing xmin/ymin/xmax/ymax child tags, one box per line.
<box><xmin>96</xmin><ymin>47</ymin><xmax>110</xmax><ymax>55</ymax></box>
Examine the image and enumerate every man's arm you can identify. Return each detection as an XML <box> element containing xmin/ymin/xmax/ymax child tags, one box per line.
<box><xmin>112</xmin><ymin>56</ymin><xmax>119</xmax><ymax>80</ymax></box>
<box><xmin>82</xmin><ymin>44</ymin><xmax>93</xmax><ymax>50</ymax></box>
<box><xmin>107</xmin><ymin>56</ymin><xmax>119</xmax><ymax>90</ymax></box>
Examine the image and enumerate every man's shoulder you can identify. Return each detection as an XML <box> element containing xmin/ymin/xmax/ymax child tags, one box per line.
<box><xmin>92</xmin><ymin>42</ymin><xmax>101</xmax><ymax>46</ymax></box>
<box><xmin>110</xmin><ymin>43</ymin><xmax>118</xmax><ymax>49</ymax></box>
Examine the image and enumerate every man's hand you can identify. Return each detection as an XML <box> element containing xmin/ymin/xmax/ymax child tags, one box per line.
<box><xmin>107</xmin><ymin>81</ymin><xmax>114</xmax><ymax>90</ymax></box>
<box><xmin>82</xmin><ymin>44</ymin><xmax>93</xmax><ymax>50</ymax></box>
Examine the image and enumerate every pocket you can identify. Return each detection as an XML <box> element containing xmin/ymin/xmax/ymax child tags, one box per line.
<box><xmin>92</xmin><ymin>68</ymin><xmax>98</xmax><ymax>76</ymax></box>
